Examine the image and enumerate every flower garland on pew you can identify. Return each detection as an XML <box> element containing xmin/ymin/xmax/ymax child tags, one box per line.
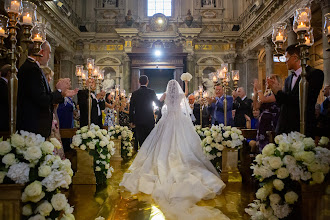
<box><xmin>195</xmin><ymin>124</ymin><xmax>244</xmax><ymax>160</ymax></box>
<box><xmin>71</xmin><ymin>124</ymin><xmax>115</xmax><ymax>185</ymax></box>
<box><xmin>245</xmin><ymin>132</ymin><xmax>330</xmax><ymax>219</ymax></box>
<box><xmin>0</xmin><ymin>131</ymin><xmax>75</xmax><ymax>219</ymax></box>
<box><xmin>108</xmin><ymin>125</ymin><xmax>134</xmax><ymax>160</ymax></box>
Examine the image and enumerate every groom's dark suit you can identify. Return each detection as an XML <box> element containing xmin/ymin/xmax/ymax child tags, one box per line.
<box><xmin>17</xmin><ymin>58</ymin><xmax>63</xmax><ymax>138</ymax></box>
<box><xmin>275</xmin><ymin>66</ymin><xmax>324</xmax><ymax>137</ymax></box>
<box><xmin>129</xmin><ymin>85</ymin><xmax>162</xmax><ymax>147</ymax></box>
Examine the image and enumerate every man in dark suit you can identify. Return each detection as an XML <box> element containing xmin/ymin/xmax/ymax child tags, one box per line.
<box><xmin>232</xmin><ymin>87</ymin><xmax>253</xmax><ymax>128</ymax></box>
<box><xmin>208</xmin><ymin>85</ymin><xmax>233</xmax><ymax>126</ymax></box>
<box><xmin>321</xmin><ymin>85</ymin><xmax>330</xmax><ymax>116</ymax></box>
<box><xmin>268</xmin><ymin>44</ymin><xmax>324</xmax><ymax>137</ymax></box>
<box><xmin>0</xmin><ymin>64</ymin><xmax>11</xmax><ymax>132</ymax></box>
<box><xmin>129</xmin><ymin>75</ymin><xmax>164</xmax><ymax>148</ymax></box>
<box><xmin>77</xmin><ymin>78</ymin><xmax>106</xmax><ymax>128</ymax></box>
<box><xmin>17</xmin><ymin>41</ymin><xmax>77</xmax><ymax>138</ymax></box>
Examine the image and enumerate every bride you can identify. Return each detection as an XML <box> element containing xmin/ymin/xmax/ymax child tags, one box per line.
<box><xmin>120</xmin><ymin>80</ymin><xmax>228</xmax><ymax>220</ymax></box>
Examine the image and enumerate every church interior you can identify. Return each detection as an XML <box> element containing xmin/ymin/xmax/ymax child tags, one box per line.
<box><xmin>0</xmin><ymin>0</ymin><xmax>330</xmax><ymax>220</ymax></box>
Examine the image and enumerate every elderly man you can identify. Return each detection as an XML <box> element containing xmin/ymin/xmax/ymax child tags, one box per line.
<box><xmin>17</xmin><ymin>41</ymin><xmax>78</xmax><ymax>138</ymax></box>
<box><xmin>208</xmin><ymin>84</ymin><xmax>233</xmax><ymax>126</ymax></box>
<box><xmin>232</xmin><ymin>87</ymin><xmax>253</xmax><ymax>128</ymax></box>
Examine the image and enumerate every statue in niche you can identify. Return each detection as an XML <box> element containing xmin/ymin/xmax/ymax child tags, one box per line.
<box><xmin>202</xmin><ymin>73</ymin><xmax>215</xmax><ymax>96</ymax></box>
<box><xmin>102</xmin><ymin>74</ymin><xmax>115</xmax><ymax>92</ymax></box>
<box><xmin>103</xmin><ymin>0</ymin><xmax>118</xmax><ymax>8</ymax></box>
<box><xmin>202</xmin><ymin>0</ymin><xmax>215</xmax><ymax>7</ymax></box>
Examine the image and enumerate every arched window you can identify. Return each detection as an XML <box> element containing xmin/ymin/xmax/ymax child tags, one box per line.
<box><xmin>147</xmin><ymin>0</ymin><xmax>172</xmax><ymax>16</ymax></box>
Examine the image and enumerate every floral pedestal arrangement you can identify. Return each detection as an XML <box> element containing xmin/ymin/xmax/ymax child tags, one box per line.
<box><xmin>0</xmin><ymin>184</ymin><xmax>24</xmax><ymax>220</ymax></box>
<box><xmin>221</xmin><ymin>148</ymin><xmax>241</xmax><ymax>182</ymax></box>
<box><xmin>72</xmin><ymin>148</ymin><xmax>96</xmax><ymax>185</ymax></box>
<box><xmin>108</xmin><ymin>125</ymin><xmax>134</xmax><ymax>160</ymax></box>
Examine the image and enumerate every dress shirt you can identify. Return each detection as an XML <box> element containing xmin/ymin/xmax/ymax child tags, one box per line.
<box><xmin>241</xmin><ymin>96</ymin><xmax>247</xmax><ymax>101</ymax></box>
<box><xmin>1</xmin><ymin>77</ymin><xmax>8</xmax><ymax>84</ymax></box>
<box><xmin>291</xmin><ymin>67</ymin><xmax>302</xmax><ymax>90</ymax></box>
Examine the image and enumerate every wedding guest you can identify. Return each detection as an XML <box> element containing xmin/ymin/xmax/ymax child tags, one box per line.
<box><xmin>321</xmin><ymin>84</ymin><xmax>330</xmax><ymax>116</ymax></box>
<box><xmin>0</xmin><ymin>64</ymin><xmax>11</xmax><ymax>132</ymax></box>
<box><xmin>17</xmin><ymin>41</ymin><xmax>78</xmax><ymax>138</ymax></box>
<box><xmin>104</xmin><ymin>93</ymin><xmax>116</xmax><ymax>127</ymax></box>
<box><xmin>232</xmin><ymin>87</ymin><xmax>253</xmax><ymax>128</ymax></box>
<box><xmin>119</xmin><ymin>96</ymin><xmax>130</xmax><ymax>126</ymax></box>
<box><xmin>78</xmin><ymin>78</ymin><xmax>106</xmax><ymax>128</ymax></box>
<box><xmin>267</xmin><ymin>44</ymin><xmax>324</xmax><ymax>137</ymax></box>
<box><xmin>208</xmin><ymin>84</ymin><xmax>233</xmax><ymax>126</ymax></box>
<box><xmin>245</xmin><ymin>109</ymin><xmax>260</xmax><ymax>129</ymax></box>
<box><xmin>253</xmin><ymin>76</ymin><xmax>281</xmax><ymax>151</ymax></box>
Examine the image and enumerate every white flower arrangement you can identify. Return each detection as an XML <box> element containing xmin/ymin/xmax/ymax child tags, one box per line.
<box><xmin>0</xmin><ymin>130</ymin><xmax>74</xmax><ymax>219</ymax></box>
<box><xmin>195</xmin><ymin>124</ymin><xmax>244</xmax><ymax>161</ymax></box>
<box><xmin>180</xmin><ymin>72</ymin><xmax>193</xmax><ymax>82</ymax></box>
<box><xmin>71</xmin><ymin>124</ymin><xmax>115</xmax><ymax>184</ymax></box>
<box><xmin>245</xmin><ymin>131</ymin><xmax>330</xmax><ymax>219</ymax></box>
<box><xmin>108</xmin><ymin>125</ymin><xmax>134</xmax><ymax>158</ymax></box>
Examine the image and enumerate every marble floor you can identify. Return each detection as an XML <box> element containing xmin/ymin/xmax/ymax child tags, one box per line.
<box><xmin>68</xmin><ymin>159</ymin><xmax>257</xmax><ymax>220</ymax></box>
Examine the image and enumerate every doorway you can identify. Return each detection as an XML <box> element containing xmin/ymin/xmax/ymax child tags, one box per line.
<box><xmin>143</xmin><ymin>69</ymin><xmax>174</xmax><ymax>93</ymax></box>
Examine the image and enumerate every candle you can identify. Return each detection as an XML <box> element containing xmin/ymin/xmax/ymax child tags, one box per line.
<box><xmin>194</xmin><ymin>91</ymin><xmax>199</xmax><ymax>97</ymax></box>
<box><xmin>212</xmin><ymin>75</ymin><xmax>217</xmax><ymax>83</ymax></box>
<box><xmin>233</xmin><ymin>75</ymin><xmax>239</xmax><ymax>81</ymax></box>
<box><xmin>88</xmin><ymin>63</ymin><xmax>93</xmax><ymax>69</ymax></box>
<box><xmin>33</xmin><ymin>34</ymin><xmax>43</xmax><ymax>42</ymax></box>
<box><xmin>9</xmin><ymin>1</ymin><xmax>20</xmax><ymax>13</ymax></box>
<box><xmin>0</xmin><ymin>27</ymin><xmax>5</xmax><ymax>37</ymax></box>
<box><xmin>76</xmin><ymin>70</ymin><xmax>82</xmax><ymax>77</ymax></box>
<box><xmin>198</xmin><ymin>86</ymin><xmax>203</xmax><ymax>93</ymax></box>
<box><xmin>22</xmin><ymin>14</ymin><xmax>32</xmax><ymax>25</ymax></box>
<box><xmin>300</xmin><ymin>11</ymin><xmax>308</xmax><ymax>22</ymax></box>
<box><xmin>218</xmin><ymin>70</ymin><xmax>225</xmax><ymax>79</ymax></box>
<box><xmin>327</xmin><ymin>26</ymin><xmax>330</xmax><ymax>36</ymax></box>
<box><xmin>297</xmin><ymin>22</ymin><xmax>309</xmax><ymax>32</ymax></box>
<box><xmin>82</xmin><ymin>73</ymin><xmax>86</xmax><ymax>80</ymax></box>
<box><xmin>275</xmin><ymin>33</ymin><xmax>284</xmax><ymax>42</ymax></box>
<box><xmin>304</xmin><ymin>37</ymin><xmax>311</xmax><ymax>45</ymax></box>
<box><xmin>203</xmin><ymin>91</ymin><xmax>208</xmax><ymax>98</ymax></box>
<box><xmin>98</xmin><ymin>74</ymin><xmax>102</xmax><ymax>80</ymax></box>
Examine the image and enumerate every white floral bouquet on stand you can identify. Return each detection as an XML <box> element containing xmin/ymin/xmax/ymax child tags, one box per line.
<box><xmin>0</xmin><ymin>131</ymin><xmax>75</xmax><ymax>219</ymax></box>
<box><xmin>245</xmin><ymin>132</ymin><xmax>330</xmax><ymax>219</ymax></box>
<box><xmin>195</xmin><ymin>124</ymin><xmax>244</xmax><ymax>160</ymax></box>
<box><xmin>71</xmin><ymin>124</ymin><xmax>115</xmax><ymax>184</ymax></box>
<box><xmin>108</xmin><ymin>125</ymin><xmax>134</xmax><ymax>159</ymax></box>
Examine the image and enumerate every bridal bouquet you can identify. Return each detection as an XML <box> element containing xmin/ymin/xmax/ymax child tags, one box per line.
<box><xmin>0</xmin><ymin>131</ymin><xmax>75</xmax><ymax>219</ymax></box>
<box><xmin>71</xmin><ymin>124</ymin><xmax>115</xmax><ymax>184</ymax></box>
<box><xmin>180</xmin><ymin>72</ymin><xmax>192</xmax><ymax>82</ymax></box>
<box><xmin>245</xmin><ymin>132</ymin><xmax>330</xmax><ymax>219</ymax></box>
<box><xmin>195</xmin><ymin>124</ymin><xmax>244</xmax><ymax>160</ymax></box>
<box><xmin>108</xmin><ymin>125</ymin><xmax>134</xmax><ymax>159</ymax></box>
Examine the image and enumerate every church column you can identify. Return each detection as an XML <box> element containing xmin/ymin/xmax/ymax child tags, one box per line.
<box><xmin>187</xmin><ymin>54</ymin><xmax>195</xmax><ymax>92</ymax></box>
<box><xmin>224</xmin><ymin>52</ymin><xmax>237</xmax><ymax>90</ymax></box>
<box><xmin>174</xmin><ymin>67</ymin><xmax>184</xmax><ymax>88</ymax></box>
<box><xmin>131</xmin><ymin>67</ymin><xmax>140</xmax><ymax>92</ymax></box>
<box><xmin>243</xmin><ymin>50</ymin><xmax>259</xmax><ymax>98</ymax></box>
<box><xmin>286</xmin><ymin>17</ymin><xmax>297</xmax><ymax>46</ymax></box>
<box><xmin>122</xmin><ymin>54</ymin><xmax>131</xmax><ymax>92</ymax></box>
<box><xmin>60</xmin><ymin>52</ymin><xmax>75</xmax><ymax>89</ymax></box>
<box><xmin>48</xmin><ymin>38</ymin><xmax>59</xmax><ymax>90</ymax></box>
<box><xmin>263</xmin><ymin>37</ymin><xmax>274</xmax><ymax>77</ymax></box>
<box><xmin>320</xmin><ymin>0</ymin><xmax>330</xmax><ymax>84</ymax></box>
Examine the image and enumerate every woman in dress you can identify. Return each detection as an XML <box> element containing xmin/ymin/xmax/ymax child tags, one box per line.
<box><xmin>120</xmin><ymin>80</ymin><xmax>228</xmax><ymax>220</ymax></box>
<box><xmin>104</xmin><ymin>93</ymin><xmax>116</xmax><ymax>127</ymax></box>
<box><xmin>119</xmin><ymin>96</ymin><xmax>130</xmax><ymax>126</ymax></box>
<box><xmin>253</xmin><ymin>75</ymin><xmax>281</xmax><ymax>152</ymax></box>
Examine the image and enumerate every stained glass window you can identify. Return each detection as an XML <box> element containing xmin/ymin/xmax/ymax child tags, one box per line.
<box><xmin>147</xmin><ymin>0</ymin><xmax>172</xmax><ymax>16</ymax></box>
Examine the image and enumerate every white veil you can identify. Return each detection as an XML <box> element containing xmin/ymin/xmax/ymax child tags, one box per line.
<box><xmin>161</xmin><ymin>80</ymin><xmax>192</xmax><ymax>117</ymax></box>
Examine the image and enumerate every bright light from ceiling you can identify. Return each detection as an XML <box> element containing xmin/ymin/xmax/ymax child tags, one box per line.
<box><xmin>154</xmin><ymin>50</ymin><xmax>162</xmax><ymax>57</ymax></box>
<box><xmin>157</xmin><ymin>19</ymin><xmax>163</xmax><ymax>24</ymax></box>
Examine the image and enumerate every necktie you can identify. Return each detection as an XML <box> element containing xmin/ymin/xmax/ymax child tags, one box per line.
<box><xmin>292</xmin><ymin>71</ymin><xmax>297</xmax><ymax>77</ymax></box>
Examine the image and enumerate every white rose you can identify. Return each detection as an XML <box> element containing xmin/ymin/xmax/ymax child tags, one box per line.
<box><xmin>24</xmin><ymin>146</ymin><xmax>42</xmax><ymax>162</ymax></box>
<box><xmin>64</xmin><ymin>203</ymin><xmax>74</xmax><ymax>214</ymax></box>
<box><xmin>284</xmin><ymin>191</ymin><xmax>298</xmax><ymax>204</ymax></box>
<box><xmin>283</xmin><ymin>155</ymin><xmax>296</xmax><ymax>166</ymax></box>
<box><xmin>40</xmin><ymin>141</ymin><xmax>55</xmax><ymax>154</ymax></box>
<box><xmin>205</xmin><ymin>136</ymin><xmax>212</xmax><ymax>145</ymax></box>
<box><xmin>205</xmin><ymin>146</ymin><xmax>212</xmax><ymax>152</ymax></box>
<box><xmin>231</xmin><ymin>133</ymin><xmax>239</xmax><ymax>140</ymax></box>
<box><xmin>303</xmin><ymin>137</ymin><xmax>315</xmax><ymax>148</ymax></box>
<box><xmin>38</xmin><ymin>165</ymin><xmax>52</xmax><ymax>177</ymax></box>
<box><xmin>22</xmin><ymin>191</ymin><xmax>45</xmax><ymax>203</ymax></box>
<box><xmin>28</xmin><ymin>214</ymin><xmax>46</xmax><ymax>220</ymax></box>
<box><xmin>256</xmin><ymin>188</ymin><xmax>268</xmax><ymax>201</ymax></box>
<box><xmin>278</xmin><ymin>142</ymin><xmax>290</xmax><ymax>152</ymax></box>
<box><xmin>290</xmin><ymin>141</ymin><xmax>304</xmax><ymax>152</ymax></box>
<box><xmin>101</xmin><ymin>129</ymin><xmax>107</xmax><ymax>135</ymax></box>
<box><xmin>276</xmin><ymin>167</ymin><xmax>289</xmax><ymax>179</ymax></box>
<box><xmin>81</xmin><ymin>126</ymin><xmax>88</xmax><ymax>133</ymax></box>
<box><xmin>99</xmin><ymin>141</ymin><xmax>106</xmax><ymax>147</ymax></box>
<box><xmin>36</xmin><ymin>200</ymin><xmax>53</xmax><ymax>216</ymax></box>
<box><xmin>127</xmin><ymin>153</ymin><xmax>132</xmax><ymax>157</ymax></box>
<box><xmin>269</xmin><ymin>193</ymin><xmax>281</xmax><ymax>205</ymax></box>
<box><xmin>204</xmin><ymin>131</ymin><xmax>211</xmax><ymax>136</ymax></box>
<box><xmin>25</xmin><ymin>181</ymin><xmax>43</xmax><ymax>197</ymax></box>
<box><xmin>319</xmin><ymin>136</ymin><xmax>329</xmax><ymax>146</ymax></box>
<box><xmin>0</xmin><ymin>141</ymin><xmax>11</xmax><ymax>155</ymax></box>
<box><xmin>81</xmin><ymin>133</ymin><xmax>88</xmax><ymax>139</ymax></box>
<box><xmin>87</xmin><ymin>131</ymin><xmax>96</xmax><ymax>139</ymax></box>
<box><xmin>61</xmin><ymin>213</ymin><xmax>75</xmax><ymax>220</ymax></box>
<box><xmin>2</xmin><ymin>153</ymin><xmax>16</xmax><ymax>166</ymax></box>
<box><xmin>308</xmin><ymin>162</ymin><xmax>321</xmax><ymax>173</ymax></box>
<box><xmin>273</xmin><ymin>179</ymin><xmax>284</xmax><ymax>191</ymax></box>
<box><xmin>216</xmin><ymin>152</ymin><xmax>222</xmax><ymax>157</ymax></box>
<box><xmin>7</xmin><ymin>162</ymin><xmax>30</xmax><ymax>184</ymax></box>
<box><xmin>95</xmin><ymin>166</ymin><xmax>101</xmax><ymax>171</ymax></box>
<box><xmin>100</xmin><ymin>154</ymin><xmax>106</xmax><ymax>159</ymax></box>
<box><xmin>80</xmin><ymin>144</ymin><xmax>87</xmax><ymax>151</ymax></box>
<box><xmin>87</xmin><ymin>142</ymin><xmax>95</xmax><ymax>150</ymax></box>
<box><xmin>223</xmin><ymin>131</ymin><xmax>230</xmax><ymax>138</ymax></box>
<box><xmin>262</xmin><ymin>144</ymin><xmax>276</xmax><ymax>156</ymax></box>
<box><xmin>300</xmin><ymin>151</ymin><xmax>315</xmax><ymax>164</ymax></box>
<box><xmin>95</xmin><ymin>217</ymin><xmax>105</xmax><ymax>220</ymax></box>
<box><xmin>51</xmin><ymin>193</ymin><xmax>68</xmax><ymax>211</ymax></box>
<box><xmin>22</xmin><ymin>204</ymin><xmax>33</xmax><ymax>216</ymax></box>
<box><xmin>50</xmin><ymin>138</ymin><xmax>61</xmax><ymax>149</ymax></box>
<box><xmin>72</xmin><ymin>135</ymin><xmax>82</xmax><ymax>146</ymax></box>
<box><xmin>268</xmin><ymin>157</ymin><xmax>283</xmax><ymax>170</ymax></box>
<box><xmin>10</xmin><ymin>133</ymin><xmax>25</xmax><ymax>148</ymax></box>
<box><xmin>312</xmin><ymin>172</ymin><xmax>324</xmax><ymax>184</ymax></box>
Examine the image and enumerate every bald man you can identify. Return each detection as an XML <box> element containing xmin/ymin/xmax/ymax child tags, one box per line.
<box><xmin>232</xmin><ymin>87</ymin><xmax>253</xmax><ymax>128</ymax></box>
<box><xmin>321</xmin><ymin>85</ymin><xmax>330</xmax><ymax>116</ymax></box>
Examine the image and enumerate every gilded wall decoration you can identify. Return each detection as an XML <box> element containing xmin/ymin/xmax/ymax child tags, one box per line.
<box><xmin>195</xmin><ymin>44</ymin><xmax>230</xmax><ymax>51</ymax></box>
<box><xmin>90</xmin><ymin>44</ymin><xmax>123</xmax><ymax>51</ymax></box>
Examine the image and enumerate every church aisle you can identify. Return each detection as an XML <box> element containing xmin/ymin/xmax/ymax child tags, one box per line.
<box><xmin>68</xmin><ymin>158</ymin><xmax>256</xmax><ymax>220</ymax></box>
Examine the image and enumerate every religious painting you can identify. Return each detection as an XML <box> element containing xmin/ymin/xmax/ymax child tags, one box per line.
<box><xmin>201</xmin><ymin>0</ymin><xmax>216</xmax><ymax>7</ymax></box>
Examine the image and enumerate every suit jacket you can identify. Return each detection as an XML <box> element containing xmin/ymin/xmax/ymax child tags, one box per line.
<box><xmin>193</xmin><ymin>103</ymin><xmax>210</xmax><ymax>127</ymax></box>
<box><xmin>0</xmin><ymin>77</ymin><xmax>9</xmax><ymax>131</ymax></box>
<box><xmin>17</xmin><ymin>58</ymin><xmax>63</xmax><ymax>138</ymax></box>
<box><xmin>275</xmin><ymin>66</ymin><xmax>324</xmax><ymax>137</ymax></box>
<box><xmin>233</xmin><ymin>96</ymin><xmax>253</xmax><ymax>128</ymax></box>
<box><xmin>208</xmin><ymin>95</ymin><xmax>233</xmax><ymax>125</ymax></box>
<box><xmin>321</xmin><ymin>98</ymin><xmax>329</xmax><ymax>116</ymax></box>
<box><xmin>77</xmin><ymin>89</ymin><xmax>105</xmax><ymax>128</ymax></box>
<box><xmin>129</xmin><ymin>86</ymin><xmax>162</xmax><ymax>127</ymax></box>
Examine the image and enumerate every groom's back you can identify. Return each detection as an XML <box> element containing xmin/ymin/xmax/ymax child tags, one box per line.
<box><xmin>130</xmin><ymin>86</ymin><xmax>158</xmax><ymax>126</ymax></box>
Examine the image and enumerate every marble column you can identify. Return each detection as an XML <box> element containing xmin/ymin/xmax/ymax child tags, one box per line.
<box><xmin>286</xmin><ymin>17</ymin><xmax>297</xmax><ymax>46</ymax></box>
<box><xmin>174</xmin><ymin>67</ymin><xmax>184</xmax><ymax>88</ymax></box>
<box><xmin>243</xmin><ymin>50</ymin><xmax>259</xmax><ymax>98</ymax></box>
<box><xmin>263</xmin><ymin>37</ymin><xmax>274</xmax><ymax>77</ymax></box>
<box><xmin>320</xmin><ymin>0</ymin><xmax>330</xmax><ymax>84</ymax></box>
<box><xmin>60</xmin><ymin>52</ymin><xmax>75</xmax><ymax>89</ymax></box>
<box><xmin>48</xmin><ymin>38</ymin><xmax>59</xmax><ymax>91</ymax></box>
<box><xmin>131</xmin><ymin>67</ymin><xmax>140</xmax><ymax>92</ymax></box>
<box><xmin>187</xmin><ymin>54</ymin><xmax>195</xmax><ymax>92</ymax></box>
<box><xmin>122</xmin><ymin>55</ymin><xmax>131</xmax><ymax>92</ymax></box>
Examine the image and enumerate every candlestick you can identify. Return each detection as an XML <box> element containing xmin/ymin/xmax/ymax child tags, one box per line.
<box><xmin>296</xmin><ymin>22</ymin><xmax>309</xmax><ymax>32</ymax></box>
<box><xmin>275</xmin><ymin>33</ymin><xmax>284</xmax><ymax>42</ymax></box>
<box><xmin>212</xmin><ymin>75</ymin><xmax>217</xmax><ymax>83</ymax></box>
<box><xmin>22</xmin><ymin>14</ymin><xmax>32</xmax><ymax>25</ymax></box>
<box><xmin>33</xmin><ymin>34</ymin><xmax>42</xmax><ymax>42</ymax></box>
<box><xmin>304</xmin><ymin>37</ymin><xmax>310</xmax><ymax>46</ymax></box>
<box><xmin>9</xmin><ymin>1</ymin><xmax>20</xmax><ymax>13</ymax></box>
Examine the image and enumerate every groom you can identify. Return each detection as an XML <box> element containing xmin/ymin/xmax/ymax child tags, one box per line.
<box><xmin>129</xmin><ymin>75</ymin><xmax>164</xmax><ymax>149</ymax></box>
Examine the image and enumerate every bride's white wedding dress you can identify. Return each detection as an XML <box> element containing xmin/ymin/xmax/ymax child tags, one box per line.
<box><xmin>120</xmin><ymin>80</ymin><xmax>228</xmax><ymax>220</ymax></box>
